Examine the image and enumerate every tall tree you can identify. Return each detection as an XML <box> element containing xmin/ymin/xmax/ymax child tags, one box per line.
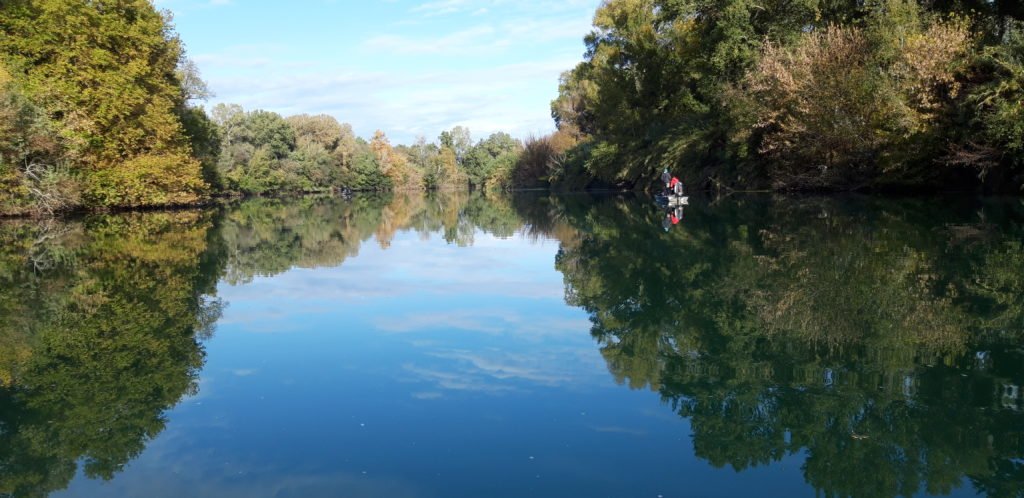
<box><xmin>0</xmin><ymin>0</ymin><xmax>209</xmax><ymax>208</ymax></box>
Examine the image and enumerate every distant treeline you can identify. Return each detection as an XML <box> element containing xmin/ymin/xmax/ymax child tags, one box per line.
<box><xmin>535</xmin><ymin>0</ymin><xmax>1024</xmax><ymax>192</ymax></box>
<box><xmin>206</xmin><ymin>105</ymin><xmax>524</xmax><ymax>195</ymax></box>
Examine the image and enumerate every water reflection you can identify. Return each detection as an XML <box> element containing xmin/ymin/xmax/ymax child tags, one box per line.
<box><xmin>535</xmin><ymin>194</ymin><xmax>1024</xmax><ymax>498</ymax></box>
<box><xmin>0</xmin><ymin>213</ymin><xmax>223</xmax><ymax>497</ymax></box>
<box><xmin>0</xmin><ymin>192</ymin><xmax>1021</xmax><ymax>497</ymax></box>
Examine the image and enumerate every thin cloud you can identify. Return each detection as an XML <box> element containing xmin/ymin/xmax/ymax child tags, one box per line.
<box><xmin>363</xmin><ymin>25</ymin><xmax>504</xmax><ymax>56</ymax></box>
<box><xmin>179</xmin><ymin>0</ymin><xmax>602</xmax><ymax>143</ymax></box>
<box><xmin>410</xmin><ymin>0</ymin><xmax>472</xmax><ymax>16</ymax></box>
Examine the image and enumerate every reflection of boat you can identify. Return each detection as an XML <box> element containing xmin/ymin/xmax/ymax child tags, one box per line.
<box><xmin>655</xmin><ymin>194</ymin><xmax>689</xmax><ymax>207</ymax></box>
<box><xmin>659</xmin><ymin>201</ymin><xmax>686</xmax><ymax>231</ymax></box>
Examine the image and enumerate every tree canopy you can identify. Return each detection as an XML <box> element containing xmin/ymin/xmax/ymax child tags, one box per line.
<box><xmin>541</xmin><ymin>0</ymin><xmax>1024</xmax><ymax>192</ymax></box>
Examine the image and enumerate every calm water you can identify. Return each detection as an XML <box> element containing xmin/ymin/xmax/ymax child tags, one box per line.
<box><xmin>0</xmin><ymin>192</ymin><xmax>1021</xmax><ymax>498</ymax></box>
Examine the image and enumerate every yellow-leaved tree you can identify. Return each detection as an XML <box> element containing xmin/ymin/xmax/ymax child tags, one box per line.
<box><xmin>0</xmin><ymin>0</ymin><xmax>209</xmax><ymax>208</ymax></box>
<box><xmin>370</xmin><ymin>130</ymin><xmax>422</xmax><ymax>190</ymax></box>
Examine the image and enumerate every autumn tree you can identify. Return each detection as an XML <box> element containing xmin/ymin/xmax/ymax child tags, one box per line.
<box><xmin>0</xmin><ymin>0</ymin><xmax>209</xmax><ymax>208</ymax></box>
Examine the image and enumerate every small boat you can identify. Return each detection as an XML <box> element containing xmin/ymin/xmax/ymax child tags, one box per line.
<box><xmin>655</xmin><ymin>194</ymin><xmax>689</xmax><ymax>207</ymax></box>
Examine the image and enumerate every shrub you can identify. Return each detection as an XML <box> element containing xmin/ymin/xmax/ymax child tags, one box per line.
<box><xmin>20</xmin><ymin>162</ymin><xmax>82</xmax><ymax>215</ymax></box>
<box><xmin>955</xmin><ymin>24</ymin><xmax>1024</xmax><ymax>188</ymax></box>
<box><xmin>510</xmin><ymin>131</ymin><xmax>577</xmax><ymax>188</ymax></box>
<box><xmin>85</xmin><ymin>154</ymin><xmax>209</xmax><ymax>208</ymax></box>
<box><xmin>742</xmin><ymin>14</ymin><xmax>971</xmax><ymax>189</ymax></box>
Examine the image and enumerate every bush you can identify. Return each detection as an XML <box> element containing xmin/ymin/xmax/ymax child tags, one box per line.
<box><xmin>509</xmin><ymin>132</ymin><xmax>576</xmax><ymax>188</ymax></box>
<box><xmin>0</xmin><ymin>162</ymin><xmax>32</xmax><ymax>215</ymax></box>
<box><xmin>344</xmin><ymin>150</ymin><xmax>392</xmax><ymax>191</ymax></box>
<box><xmin>20</xmin><ymin>162</ymin><xmax>82</xmax><ymax>215</ymax></box>
<box><xmin>85</xmin><ymin>154</ymin><xmax>209</xmax><ymax>208</ymax></box>
<box><xmin>742</xmin><ymin>13</ymin><xmax>971</xmax><ymax>190</ymax></box>
<box><xmin>955</xmin><ymin>24</ymin><xmax>1024</xmax><ymax>188</ymax></box>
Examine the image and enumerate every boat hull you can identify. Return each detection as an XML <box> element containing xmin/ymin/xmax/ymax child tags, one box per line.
<box><xmin>656</xmin><ymin>195</ymin><xmax>689</xmax><ymax>207</ymax></box>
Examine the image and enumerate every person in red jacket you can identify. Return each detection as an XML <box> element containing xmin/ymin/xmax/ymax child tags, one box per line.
<box><xmin>669</xmin><ymin>176</ymin><xmax>684</xmax><ymax>196</ymax></box>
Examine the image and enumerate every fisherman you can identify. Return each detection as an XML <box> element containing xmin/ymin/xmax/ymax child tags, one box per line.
<box><xmin>661</xmin><ymin>168</ymin><xmax>672</xmax><ymax>191</ymax></box>
<box><xmin>669</xmin><ymin>176</ymin><xmax>684</xmax><ymax>196</ymax></box>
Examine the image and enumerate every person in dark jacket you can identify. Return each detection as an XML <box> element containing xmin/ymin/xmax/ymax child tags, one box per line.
<box><xmin>661</xmin><ymin>168</ymin><xmax>671</xmax><ymax>191</ymax></box>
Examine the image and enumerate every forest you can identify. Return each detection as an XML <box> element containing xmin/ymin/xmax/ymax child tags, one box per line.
<box><xmin>2</xmin><ymin>0</ymin><xmax>1024</xmax><ymax>216</ymax></box>
<box><xmin>547</xmin><ymin>0</ymin><xmax>1024</xmax><ymax>192</ymax></box>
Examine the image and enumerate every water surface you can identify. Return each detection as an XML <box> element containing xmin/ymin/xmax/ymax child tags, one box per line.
<box><xmin>0</xmin><ymin>192</ymin><xmax>1021</xmax><ymax>497</ymax></box>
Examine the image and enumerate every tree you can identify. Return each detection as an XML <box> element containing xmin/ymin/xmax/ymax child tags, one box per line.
<box><xmin>425</xmin><ymin>147</ymin><xmax>464</xmax><ymax>190</ymax></box>
<box><xmin>462</xmin><ymin>132</ymin><xmax>522</xmax><ymax>187</ymax></box>
<box><xmin>448</xmin><ymin>126</ymin><xmax>472</xmax><ymax>165</ymax></box>
<box><xmin>549</xmin><ymin>0</ymin><xmax>1024</xmax><ymax>192</ymax></box>
<box><xmin>286</xmin><ymin>114</ymin><xmax>345</xmax><ymax>152</ymax></box>
<box><xmin>245</xmin><ymin>111</ymin><xmax>295</xmax><ymax>159</ymax></box>
<box><xmin>740</xmin><ymin>14</ymin><xmax>972</xmax><ymax>189</ymax></box>
<box><xmin>0</xmin><ymin>0</ymin><xmax>211</xmax><ymax>208</ymax></box>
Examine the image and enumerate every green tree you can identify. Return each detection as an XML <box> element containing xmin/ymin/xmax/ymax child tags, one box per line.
<box><xmin>0</xmin><ymin>0</ymin><xmax>210</xmax><ymax>208</ymax></box>
<box><xmin>550</xmin><ymin>0</ymin><xmax>1024</xmax><ymax>192</ymax></box>
<box><xmin>463</xmin><ymin>132</ymin><xmax>522</xmax><ymax>187</ymax></box>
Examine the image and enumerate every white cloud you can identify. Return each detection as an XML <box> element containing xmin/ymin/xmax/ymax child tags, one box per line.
<box><xmin>374</xmin><ymin>308</ymin><xmax>590</xmax><ymax>337</ymax></box>
<box><xmin>410</xmin><ymin>0</ymin><xmax>472</xmax><ymax>16</ymax></box>
<box><xmin>363</xmin><ymin>25</ymin><xmax>505</xmax><ymax>56</ymax></box>
<box><xmin>185</xmin><ymin>1</ymin><xmax>601</xmax><ymax>143</ymax></box>
<box><xmin>203</xmin><ymin>58</ymin><xmax>579</xmax><ymax>142</ymax></box>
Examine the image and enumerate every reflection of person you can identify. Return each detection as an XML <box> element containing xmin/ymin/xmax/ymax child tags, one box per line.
<box><xmin>663</xmin><ymin>206</ymin><xmax>685</xmax><ymax>232</ymax></box>
<box><xmin>662</xmin><ymin>208</ymin><xmax>683</xmax><ymax>231</ymax></box>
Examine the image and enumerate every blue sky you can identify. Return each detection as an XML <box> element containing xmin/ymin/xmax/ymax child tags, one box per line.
<box><xmin>154</xmin><ymin>0</ymin><xmax>601</xmax><ymax>144</ymax></box>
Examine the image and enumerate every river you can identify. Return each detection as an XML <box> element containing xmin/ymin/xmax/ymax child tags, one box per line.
<box><xmin>0</xmin><ymin>192</ymin><xmax>1021</xmax><ymax>497</ymax></box>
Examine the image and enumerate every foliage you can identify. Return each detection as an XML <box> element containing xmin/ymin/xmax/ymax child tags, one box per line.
<box><xmin>371</xmin><ymin>130</ymin><xmax>422</xmax><ymax>190</ymax></box>
<box><xmin>179</xmin><ymin>105</ymin><xmax>222</xmax><ymax>189</ymax></box>
<box><xmin>741</xmin><ymin>16</ymin><xmax>972</xmax><ymax>189</ymax></box>
<box><xmin>0</xmin><ymin>63</ymin><xmax>74</xmax><ymax>215</ymax></box>
<box><xmin>216</xmin><ymin>106</ymin><xmax>331</xmax><ymax>194</ymax></box>
<box><xmin>424</xmin><ymin>146</ymin><xmax>466</xmax><ymax>190</ymax></box>
<box><xmin>0</xmin><ymin>210</ymin><xmax>225</xmax><ymax>496</ymax></box>
<box><xmin>548</xmin><ymin>0</ymin><xmax>825</xmax><ymax>189</ymax></box>
<box><xmin>548</xmin><ymin>0</ymin><xmax>1024</xmax><ymax>192</ymax></box>
<box><xmin>85</xmin><ymin>153</ymin><xmax>208</xmax><ymax>208</ymax></box>
<box><xmin>500</xmin><ymin>132</ymin><xmax>578</xmax><ymax>189</ymax></box>
<box><xmin>439</xmin><ymin>126</ymin><xmax>472</xmax><ymax>166</ymax></box>
<box><xmin>954</xmin><ymin>23</ymin><xmax>1024</xmax><ymax>188</ymax></box>
<box><xmin>344</xmin><ymin>148</ymin><xmax>393</xmax><ymax>191</ymax></box>
<box><xmin>0</xmin><ymin>0</ymin><xmax>210</xmax><ymax>210</ymax></box>
<box><xmin>462</xmin><ymin>132</ymin><xmax>522</xmax><ymax>187</ymax></box>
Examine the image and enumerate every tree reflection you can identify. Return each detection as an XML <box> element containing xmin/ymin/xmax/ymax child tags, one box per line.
<box><xmin>1</xmin><ymin>192</ymin><xmax>1021</xmax><ymax>497</ymax></box>
<box><xmin>0</xmin><ymin>191</ymin><xmax>532</xmax><ymax>496</ymax></box>
<box><xmin>0</xmin><ymin>213</ymin><xmax>225</xmax><ymax>497</ymax></box>
<box><xmin>218</xmin><ymin>191</ymin><xmax>530</xmax><ymax>283</ymax></box>
<box><xmin>538</xmin><ymin>194</ymin><xmax>1024</xmax><ymax>498</ymax></box>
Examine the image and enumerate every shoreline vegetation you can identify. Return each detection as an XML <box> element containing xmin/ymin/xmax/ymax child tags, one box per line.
<box><xmin>2</xmin><ymin>0</ymin><xmax>1023</xmax><ymax>217</ymax></box>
